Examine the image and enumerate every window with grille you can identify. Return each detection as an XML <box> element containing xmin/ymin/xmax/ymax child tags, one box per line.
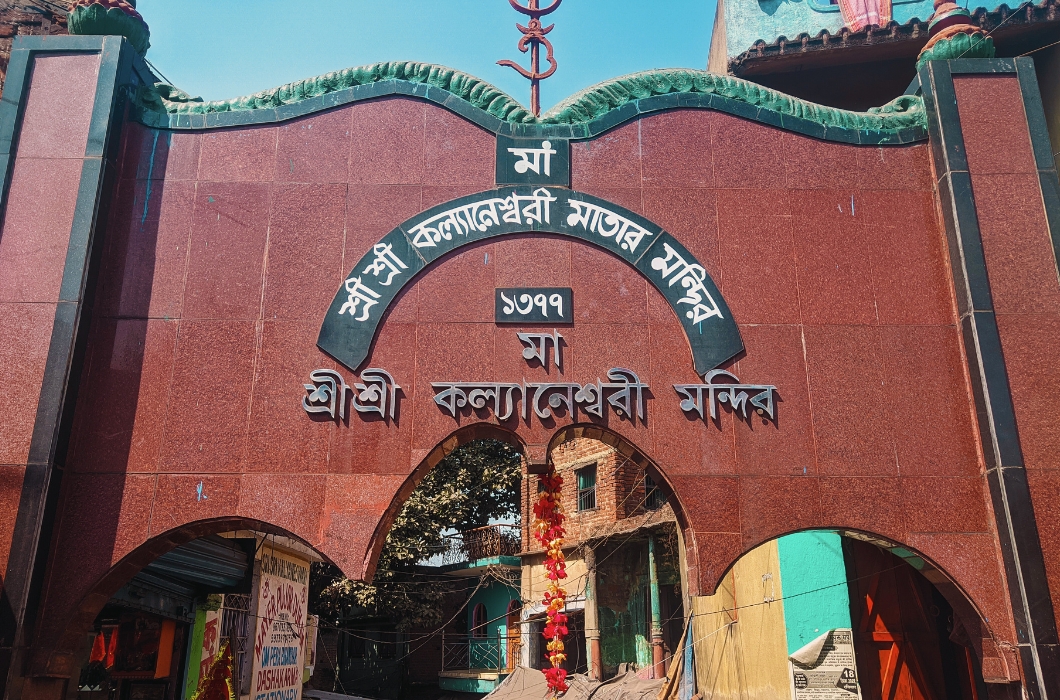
<box><xmin>472</xmin><ymin>603</ymin><xmax>488</xmax><ymax>638</ymax></box>
<box><xmin>577</xmin><ymin>464</ymin><xmax>597</xmax><ymax>511</ymax></box>
<box><xmin>644</xmin><ymin>475</ymin><xmax>666</xmax><ymax>510</ymax></box>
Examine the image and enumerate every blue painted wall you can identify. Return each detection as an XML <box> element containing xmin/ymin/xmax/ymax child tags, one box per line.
<box><xmin>777</xmin><ymin>531</ymin><xmax>852</xmax><ymax>655</ymax></box>
<box><xmin>717</xmin><ymin>0</ymin><xmax>992</xmax><ymax>61</ymax></box>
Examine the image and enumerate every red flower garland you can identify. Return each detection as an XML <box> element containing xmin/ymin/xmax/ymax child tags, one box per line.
<box><xmin>534</xmin><ymin>469</ymin><xmax>568</xmax><ymax>694</ymax></box>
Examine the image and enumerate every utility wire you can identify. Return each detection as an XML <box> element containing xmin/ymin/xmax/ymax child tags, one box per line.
<box><xmin>143</xmin><ymin>58</ymin><xmax>177</xmax><ymax>89</ymax></box>
<box><xmin>1019</xmin><ymin>37</ymin><xmax>1060</xmax><ymax>56</ymax></box>
<box><xmin>956</xmin><ymin>1</ymin><xmax>1033</xmax><ymax>58</ymax></box>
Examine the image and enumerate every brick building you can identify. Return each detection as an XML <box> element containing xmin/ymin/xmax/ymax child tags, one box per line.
<box><xmin>0</xmin><ymin>1</ymin><xmax>68</xmax><ymax>96</ymax></box>
<box><xmin>520</xmin><ymin>438</ymin><xmax>683</xmax><ymax>681</ymax></box>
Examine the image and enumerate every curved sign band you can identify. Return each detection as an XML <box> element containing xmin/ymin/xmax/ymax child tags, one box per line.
<box><xmin>317</xmin><ymin>187</ymin><xmax>744</xmax><ymax>375</ymax></box>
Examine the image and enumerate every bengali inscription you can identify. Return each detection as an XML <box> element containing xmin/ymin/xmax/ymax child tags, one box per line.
<box><xmin>566</xmin><ymin>199</ymin><xmax>654</xmax><ymax>253</ymax></box>
<box><xmin>650</xmin><ymin>242</ymin><xmax>723</xmax><ymax>324</ymax></box>
<box><xmin>407</xmin><ymin>188</ymin><xmax>557</xmax><ymax>249</ymax></box>
<box><xmin>496</xmin><ymin>136</ymin><xmax>570</xmax><ymax>186</ymax></box>
<box><xmin>674</xmin><ymin>369</ymin><xmax>777</xmax><ymax>422</ymax></box>
<box><xmin>517</xmin><ymin>329</ymin><xmax>563</xmax><ymax>369</ymax></box>
<box><xmin>431</xmin><ymin>367</ymin><xmax>648</xmax><ymax>423</ymax></box>
<box><xmin>497</xmin><ymin>288</ymin><xmax>572</xmax><ymax>324</ymax></box>
<box><xmin>508</xmin><ymin>140</ymin><xmax>557</xmax><ymax>177</ymax></box>
<box><xmin>303</xmin><ymin>339</ymin><xmax>778</xmax><ymax>427</ymax></box>
<box><xmin>303</xmin><ymin>367</ymin><xmax>401</xmax><ymax>421</ymax></box>
<box><xmin>318</xmin><ymin>188</ymin><xmax>745</xmax><ymax>377</ymax></box>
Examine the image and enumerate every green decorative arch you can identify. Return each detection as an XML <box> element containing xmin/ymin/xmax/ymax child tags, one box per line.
<box><xmin>318</xmin><ymin>188</ymin><xmax>744</xmax><ymax>376</ymax></box>
<box><xmin>134</xmin><ymin>63</ymin><xmax>927</xmax><ymax>145</ymax></box>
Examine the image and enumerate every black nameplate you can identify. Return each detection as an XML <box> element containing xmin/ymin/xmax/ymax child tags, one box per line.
<box><xmin>318</xmin><ymin>187</ymin><xmax>744</xmax><ymax>375</ymax></box>
<box><xmin>495</xmin><ymin>287</ymin><xmax>573</xmax><ymax>324</ymax></box>
<box><xmin>496</xmin><ymin>136</ymin><xmax>570</xmax><ymax>186</ymax></box>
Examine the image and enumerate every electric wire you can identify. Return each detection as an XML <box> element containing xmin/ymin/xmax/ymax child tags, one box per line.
<box><xmin>143</xmin><ymin>58</ymin><xmax>176</xmax><ymax>88</ymax></box>
<box><xmin>216</xmin><ymin>442</ymin><xmax>916</xmax><ymax>693</ymax></box>
<box><xmin>1019</xmin><ymin>37</ymin><xmax>1060</xmax><ymax>56</ymax></box>
<box><xmin>956</xmin><ymin>0</ymin><xmax>1033</xmax><ymax>58</ymax></box>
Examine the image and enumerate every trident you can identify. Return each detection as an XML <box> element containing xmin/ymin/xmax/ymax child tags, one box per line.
<box><xmin>497</xmin><ymin>0</ymin><xmax>561</xmax><ymax>116</ymax></box>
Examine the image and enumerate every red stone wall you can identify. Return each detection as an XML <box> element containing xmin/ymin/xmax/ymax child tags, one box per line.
<box><xmin>0</xmin><ymin>51</ymin><xmax>99</xmax><ymax>577</ymax></box>
<box><xmin>20</xmin><ymin>95</ymin><xmax>1017</xmax><ymax>673</ymax></box>
<box><xmin>954</xmin><ymin>73</ymin><xmax>1060</xmax><ymax>636</ymax></box>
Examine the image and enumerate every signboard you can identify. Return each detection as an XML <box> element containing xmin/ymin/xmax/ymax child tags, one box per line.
<box><xmin>250</xmin><ymin>547</ymin><xmax>310</xmax><ymax>700</ymax></box>
<box><xmin>495</xmin><ymin>287</ymin><xmax>572</xmax><ymax>323</ymax></box>
<box><xmin>317</xmin><ymin>187</ymin><xmax>743</xmax><ymax>376</ymax></box>
<box><xmin>199</xmin><ymin>599</ymin><xmax>222</xmax><ymax>684</ymax></box>
<box><xmin>496</xmin><ymin>136</ymin><xmax>570</xmax><ymax>186</ymax></box>
<box><xmin>789</xmin><ymin>629</ymin><xmax>863</xmax><ymax>700</ymax></box>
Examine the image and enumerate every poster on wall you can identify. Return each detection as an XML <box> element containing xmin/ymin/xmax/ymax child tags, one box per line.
<box><xmin>199</xmin><ymin>597</ymin><xmax>223</xmax><ymax>683</ymax></box>
<box><xmin>302</xmin><ymin>615</ymin><xmax>318</xmax><ymax>685</ymax></box>
<box><xmin>788</xmin><ymin>629</ymin><xmax>863</xmax><ymax>700</ymax></box>
<box><xmin>249</xmin><ymin>546</ymin><xmax>310</xmax><ymax>700</ymax></box>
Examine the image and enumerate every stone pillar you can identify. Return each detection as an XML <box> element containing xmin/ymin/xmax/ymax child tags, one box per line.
<box><xmin>919</xmin><ymin>21</ymin><xmax>1060</xmax><ymax>693</ymax></box>
<box><xmin>0</xmin><ymin>34</ymin><xmax>132</xmax><ymax>700</ymax></box>
<box><xmin>648</xmin><ymin>535</ymin><xmax>665</xmax><ymax>679</ymax></box>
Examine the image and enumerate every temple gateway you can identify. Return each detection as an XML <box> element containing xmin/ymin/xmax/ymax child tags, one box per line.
<box><xmin>0</xmin><ymin>1</ymin><xmax>1059</xmax><ymax>700</ymax></box>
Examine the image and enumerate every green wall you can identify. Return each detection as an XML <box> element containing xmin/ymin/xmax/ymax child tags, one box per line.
<box><xmin>183</xmin><ymin>606</ymin><xmax>206</xmax><ymax>699</ymax></box>
<box><xmin>467</xmin><ymin>579</ymin><xmax>519</xmax><ymax>669</ymax></box>
<box><xmin>777</xmin><ymin>531</ymin><xmax>852</xmax><ymax>655</ymax></box>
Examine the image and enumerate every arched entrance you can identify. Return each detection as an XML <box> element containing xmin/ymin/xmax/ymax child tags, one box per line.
<box><xmin>61</xmin><ymin>521</ymin><xmax>324</xmax><ymax>700</ymax></box>
<box><xmin>692</xmin><ymin>530</ymin><xmax>997</xmax><ymax>700</ymax></box>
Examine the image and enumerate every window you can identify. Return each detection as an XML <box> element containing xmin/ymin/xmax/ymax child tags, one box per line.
<box><xmin>471</xmin><ymin>603</ymin><xmax>488</xmax><ymax>638</ymax></box>
<box><xmin>506</xmin><ymin>599</ymin><xmax>522</xmax><ymax>628</ymax></box>
<box><xmin>644</xmin><ymin>475</ymin><xmax>666</xmax><ymax>511</ymax></box>
<box><xmin>577</xmin><ymin>464</ymin><xmax>597</xmax><ymax>511</ymax></box>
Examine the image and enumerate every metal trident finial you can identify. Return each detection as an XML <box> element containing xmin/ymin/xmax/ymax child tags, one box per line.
<box><xmin>498</xmin><ymin>0</ymin><xmax>561</xmax><ymax>116</ymax></box>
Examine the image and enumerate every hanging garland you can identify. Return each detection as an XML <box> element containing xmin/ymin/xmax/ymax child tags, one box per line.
<box><xmin>533</xmin><ymin>466</ymin><xmax>568</xmax><ymax>694</ymax></box>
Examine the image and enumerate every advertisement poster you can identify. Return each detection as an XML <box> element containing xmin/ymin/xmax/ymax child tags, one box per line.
<box><xmin>789</xmin><ymin>629</ymin><xmax>863</xmax><ymax>700</ymax></box>
<box><xmin>302</xmin><ymin>615</ymin><xmax>318</xmax><ymax>685</ymax></box>
<box><xmin>250</xmin><ymin>546</ymin><xmax>310</xmax><ymax>700</ymax></box>
<box><xmin>198</xmin><ymin>598</ymin><xmax>223</xmax><ymax>683</ymax></box>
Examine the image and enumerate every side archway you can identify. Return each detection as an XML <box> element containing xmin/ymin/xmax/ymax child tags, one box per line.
<box><xmin>697</xmin><ymin>528</ymin><xmax>1009</xmax><ymax>690</ymax></box>
<box><xmin>31</xmin><ymin>518</ymin><xmax>321</xmax><ymax>679</ymax></box>
<box><xmin>317</xmin><ymin>188</ymin><xmax>743</xmax><ymax>376</ymax></box>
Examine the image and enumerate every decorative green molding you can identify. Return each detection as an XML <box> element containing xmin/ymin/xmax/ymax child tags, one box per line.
<box><xmin>144</xmin><ymin>61</ymin><xmax>536</xmax><ymax>123</ymax></box>
<box><xmin>134</xmin><ymin>61</ymin><xmax>926</xmax><ymax>143</ymax></box>
<box><xmin>916</xmin><ymin>31</ymin><xmax>995</xmax><ymax>71</ymax></box>
<box><xmin>68</xmin><ymin>1</ymin><xmax>150</xmax><ymax>57</ymax></box>
<box><xmin>540</xmin><ymin>68</ymin><xmax>924</xmax><ymax>132</ymax></box>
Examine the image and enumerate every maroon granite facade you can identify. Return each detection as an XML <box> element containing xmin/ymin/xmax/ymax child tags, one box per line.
<box><xmin>0</xmin><ymin>35</ymin><xmax>1058</xmax><ymax>699</ymax></box>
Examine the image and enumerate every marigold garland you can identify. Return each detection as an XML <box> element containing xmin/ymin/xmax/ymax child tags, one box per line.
<box><xmin>534</xmin><ymin>468</ymin><xmax>568</xmax><ymax>694</ymax></box>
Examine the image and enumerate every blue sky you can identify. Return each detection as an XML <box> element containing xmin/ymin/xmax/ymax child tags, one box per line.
<box><xmin>138</xmin><ymin>0</ymin><xmax>716</xmax><ymax>111</ymax></box>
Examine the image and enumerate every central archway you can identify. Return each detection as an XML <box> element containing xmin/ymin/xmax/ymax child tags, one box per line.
<box><xmin>317</xmin><ymin>188</ymin><xmax>744</xmax><ymax>376</ymax></box>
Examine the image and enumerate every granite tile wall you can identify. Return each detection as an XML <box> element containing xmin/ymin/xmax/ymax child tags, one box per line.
<box><xmin>25</xmin><ymin>96</ymin><xmax>1025</xmax><ymax>675</ymax></box>
<box><xmin>955</xmin><ymin>73</ymin><xmax>1060</xmax><ymax>636</ymax></box>
<box><xmin>0</xmin><ymin>52</ymin><xmax>100</xmax><ymax>576</ymax></box>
